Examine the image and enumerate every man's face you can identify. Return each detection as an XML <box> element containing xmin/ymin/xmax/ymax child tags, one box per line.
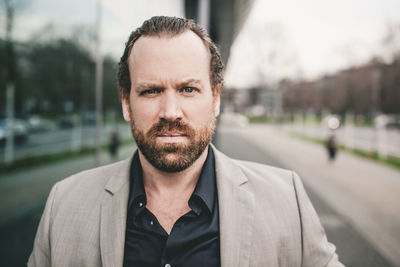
<box><xmin>122</xmin><ymin>30</ymin><xmax>220</xmax><ymax>172</ymax></box>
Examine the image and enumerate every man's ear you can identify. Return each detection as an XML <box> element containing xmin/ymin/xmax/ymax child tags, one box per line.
<box><xmin>121</xmin><ymin>97</ymin><xmax>131</xmax><ymax>122</ymax></box>
<box><xmin>213</xmin><ymin>93</ymin><xmax>221</xmax><ymax>117</ymax></box>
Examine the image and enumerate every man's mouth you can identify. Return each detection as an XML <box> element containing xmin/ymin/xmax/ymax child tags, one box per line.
<box><xmin>157</xmin><ymin>132</ymin><xmax>186</xmax><ymax>137</ymax></box>
<box><xmin>156</xmin><ymin>132</ymin><xmax>188</xmax><ymax>143</ymax></box>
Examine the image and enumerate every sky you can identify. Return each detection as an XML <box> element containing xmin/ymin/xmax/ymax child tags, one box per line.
<box><xmin>3</xmin><ymin>0</ymin><xmax>400</xmax><ymax>88</ymax></box>
<box><xmin>225</xmin><ymin>0</ymin><xmax>400</xmax><ymax>88</ymax></box>
<box><xmin>6</xmin><ymin>0</ymin><xmax>184</xmax><ymax>58</ymax></box>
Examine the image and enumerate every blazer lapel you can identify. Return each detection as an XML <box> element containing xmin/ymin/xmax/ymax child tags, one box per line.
<box><xmin>213</xmin><ymin>146</ymin><xmax>255</xmax><ymax>267</ymax></box>
<box><xmin>100</xmin><ymin>157</ymin><xmax>132</xmax><ymax>267</ymax></box>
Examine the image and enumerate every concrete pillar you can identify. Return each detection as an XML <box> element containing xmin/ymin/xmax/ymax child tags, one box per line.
<box><xmin>4</xmin><ymin>83</ymin><xmax>15</xmax><ymax>164</ymax></box>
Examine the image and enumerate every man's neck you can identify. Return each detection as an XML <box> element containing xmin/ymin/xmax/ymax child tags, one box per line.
<box><xmin>138</xmin><ymin>146</ymin><xmax>210</xmax><ymax>234</ymax></box>
<box><xmin>138</xmin><ymin>146</ymin><xmax>209</xmax><ymax>196</ymax></box>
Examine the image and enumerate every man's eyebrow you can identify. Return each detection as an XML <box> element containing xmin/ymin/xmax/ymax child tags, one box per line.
<box><xmin>135</xmin><ymin>83</ymin><xmax>161</xmax><ymax>92</ymax></box>
<box><xmin>178</xmin><ymin>79</ymin><xmax>203</xmax><ymax>87</ymax></box>
<box><xmin>135</xmin><ymin>79</ymin><xmax>203</xmax><ymax>92</ymax></box>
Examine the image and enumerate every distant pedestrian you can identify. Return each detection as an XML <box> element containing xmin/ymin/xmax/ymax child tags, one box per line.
<box><xmin>109</xmin><ymin>131</ymin><xmax>120</xmax><ymax>160</ymax></box>
<box><xmin>326</xmin><ymin>132</ymin><xmax>338</xmax><ymax>161</ymax></box>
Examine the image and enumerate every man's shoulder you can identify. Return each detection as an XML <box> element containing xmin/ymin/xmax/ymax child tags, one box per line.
<box><xmin>54</xmin><ymin>158</ymin><xmax>131</xmax><ymax>196</ymax></box>
<box><xmin>233</xmin><ymin>158</ymin><xmax>296</xmax><ymax>189</ymax></box>
<box><xmin>213</xmin><ymin>147</ymin><xmax>297</xmax><ymax>192</ymax></box>
<box><xmin>234</xmin><ymin>158</ymin><xmax>293</xmax><ymax>179</ymax></box>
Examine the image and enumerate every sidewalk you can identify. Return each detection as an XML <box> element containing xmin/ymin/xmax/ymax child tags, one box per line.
<box><xmin>0</xmin><ymin>144</ymin><xmax>137</xmax><ymax>224</ymax></box>
<box><xmin>219</xmin><ymin>124</ymin><xmax>400</xmax><ymax>266</ymax></box>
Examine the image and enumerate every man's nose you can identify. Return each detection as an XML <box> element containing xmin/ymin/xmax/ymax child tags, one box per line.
<box><xmin>159</xmin><ymin>91</ymin><xmax>183</xmax><ymax>121</ymax></box>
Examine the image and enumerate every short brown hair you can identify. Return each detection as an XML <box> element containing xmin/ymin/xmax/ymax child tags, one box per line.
<box><xmin>117</xmin><ymin>16</ymin><xmax>224</xmax><ymax>99</ymax></box>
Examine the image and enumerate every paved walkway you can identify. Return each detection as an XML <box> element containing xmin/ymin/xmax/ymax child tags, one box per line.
<box><xmin>219</xmin><ymin>124</ymin><xmax>400</xmax><ymax>266</ymax></box>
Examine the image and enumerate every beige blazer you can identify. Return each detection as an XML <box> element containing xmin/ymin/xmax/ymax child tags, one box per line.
<box><xmin>28</xmin><ymin>146</ymin><xmax>343</xmax><ymax>267</ymax></box>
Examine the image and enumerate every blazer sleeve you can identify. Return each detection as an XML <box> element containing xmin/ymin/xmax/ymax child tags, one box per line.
<box><xmin>27</xmin><ymin>183</ymin><xmax>59</xmax><ymax>267</ymax></box>
<box><xmin>292</xmin><ymin>172</ymin><xmax>345</xmax><ymax>267</ymax></box>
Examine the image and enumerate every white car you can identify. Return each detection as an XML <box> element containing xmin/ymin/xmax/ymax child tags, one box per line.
<box><xmin>0</xmin><ymin>119</ymin><xmax>29</xmax><ymax>145</ymax></box>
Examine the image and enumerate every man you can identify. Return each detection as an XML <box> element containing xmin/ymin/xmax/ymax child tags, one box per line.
<box><xmin>29</xmin><ymin>16</ymin><xmax>343</xmax><ymax>267</ymax></box>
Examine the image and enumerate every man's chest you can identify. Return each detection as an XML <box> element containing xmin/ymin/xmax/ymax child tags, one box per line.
<box><xmin>146</xmin><ymin>198</ymin><xmax>192</xmax><ymax>234</ymax></box>
<box><xmin>123</xmin><ymin>197</ymin><xmax>220</xmax><ymax>267</ymax></box>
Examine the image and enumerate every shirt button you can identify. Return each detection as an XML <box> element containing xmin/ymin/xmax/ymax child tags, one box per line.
<box><xmin>138</xmin><ymin>202</ymin><xmax>143</xmax><ymax>207</ymax></box>
<box><xmin>165</xmin><ymin>264</ymin><xmax>171</xmax><ymax>267</ymax></box>
<box><xmin>150</xmin><ymin>220</ymin><xmax>154</xmax><ymax>225</ymax></box>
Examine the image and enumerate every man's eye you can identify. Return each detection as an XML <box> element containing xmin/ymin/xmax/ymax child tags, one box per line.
<box><xmin>181</xmin><ymin>87</ymin><xmax>197</xmax><ymax>94</ymax></box>
<box><xmin>142</xmin><ymin>89</ymin><xmax>161</xmax><ymax>95</ymax></box>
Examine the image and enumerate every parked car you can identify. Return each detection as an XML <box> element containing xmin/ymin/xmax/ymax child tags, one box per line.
<box><xmin>0</xmin><ymin>118</ymin><xmax>29</xmax><ymax>145</ymax></box>
<box><xmin>27</xmin><ymin>115</ymin><xmax>55</xmax><ymax>133</ymax></box>
<box><xmin>82</xmin><ymin>111</ymin><xmax>97</xmax><ymax>125</ymax></box>
<box><xmin>386</xmin><ymin>120</ymin><xmax>400</xmax><ymax>130</ymax></box>
<box><xmin>58</xmin><ymin>116</ymin><xmax>76</xmax><ymax>129</ymax></box>
<box><xmin>375</xmin><ymin>114</ymin><xmax>400</xmax><ymax>130</ymax></box>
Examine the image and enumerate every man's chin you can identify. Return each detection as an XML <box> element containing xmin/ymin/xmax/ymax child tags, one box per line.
<box><xmin>149</xmin><ymin>153</ymin><xmax>194</xmax><ymax>173</ymax></box>
<box><xmin>138</xmin><ymin>144</ymin><xmax>206</xmax><ymax>173</ymax></box>
<box><xmin>161</xmin><ymin>152</ymin><xmax>185</xmax><ymax>162</ymax></box>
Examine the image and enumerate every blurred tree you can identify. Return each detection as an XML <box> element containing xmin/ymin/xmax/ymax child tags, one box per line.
<box><xmin>102</xmin><ymin>55</ymin><xmax>121</xmax><ymax>114</ymax></box>
<box><xmin>0</xmin><ymin>0</ymin><xmax>29</xmax><ymax>116</ymax></box>
<box><xmin>0</xmin><ymin>40</ymin><xmax>6</xmax><ymax>116</ymax></box>
<box><xmin>282</xmin><ymin>59</ymin><xmax>400</xmax><ymax>116</ymax></box>
<box><xmin>25</xmin><ymin>30</ymin><xmax>119</xmax><ymax>116</ymax></box>
<box><xmin>1</xmin><ymin>0</ymin><xmax>18</xmax><ymax>80</ymax></box>
<box><xmin>27</xmin><ymin>38</ymin><xmax>95</xmax><ymax>115</ymax></box>
<box><xmin>0</xmin><ymin>0</ymin><xmax>26</xmax><ymax>116</ymax></box>
<box><xmin>382</xmin><ymin>22</ymin><xmax>400</xmax><ymax>62</ymax></box>
<box><xmin>380</xmin><ymin>22</ymin><xmax>400</xmax><ymax>114</ymax></box>
<box><xmin>279</xmin><ymin>22</ymin><xmax>400</xmax><ymax>117</ymax></box>
<box><xmin>381</xmin><ymin>59</ymin><xmax>400</xmax><ymax>114</ymax></box>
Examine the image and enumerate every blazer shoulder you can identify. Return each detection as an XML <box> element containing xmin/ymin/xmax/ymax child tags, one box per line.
<box><xmin>53</xmin><ymin>158</ymin><xmax>131</xmax><ymax>197</ymax></box>
<box><xmin>212</xmin><ymin>146</ymin><xmax>297</xmax><ymax>193</ymax></box>
<box><xmin>234</xmin><ymin>158</ymin><xmax>296</xmax><ymax>188</ymax></box>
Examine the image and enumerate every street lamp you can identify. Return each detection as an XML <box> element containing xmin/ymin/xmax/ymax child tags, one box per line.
<box><xmin>94</xmin><ymin>0</ymin><xmax>103</xmax><ymax>166</ymax></box>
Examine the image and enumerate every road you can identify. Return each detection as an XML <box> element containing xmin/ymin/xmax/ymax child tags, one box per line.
<box><xmin>1</xmin><ymin>124</ymin><xmax>399</xmax><ymax>266</ymax></box>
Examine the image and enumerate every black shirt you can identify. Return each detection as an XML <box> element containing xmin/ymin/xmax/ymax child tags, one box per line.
<box><xmin>123</xmin><ymin>147</ymin><xmax>220</xmax><ymax>267</ymax></box>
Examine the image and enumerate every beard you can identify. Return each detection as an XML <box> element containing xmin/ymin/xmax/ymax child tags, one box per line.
<box><xmin>130</xmin><ymin>116</ymin><xmax>216</xmax><ymax>173</ymax></box>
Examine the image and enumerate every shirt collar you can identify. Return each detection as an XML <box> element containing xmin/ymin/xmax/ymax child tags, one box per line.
<box><xmin>191</xmin><ymin>146</ymin><xmax>217</xmax><ymax>214</ymax></box>
<box><xmin>128</xmin><ymin>146</ymin><xmax>217</xmax><ymax>214</ymax></box>
<box><xmin>128</xmin><ymin>151</ymin><xmax>145</xmax><ymax>211</ymax></box>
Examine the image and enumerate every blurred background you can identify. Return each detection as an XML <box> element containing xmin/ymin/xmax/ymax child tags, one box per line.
<box><xmin>1</xmin><ymin>0</ymin><xmax>399</xmax><ymax>266</ymax></box>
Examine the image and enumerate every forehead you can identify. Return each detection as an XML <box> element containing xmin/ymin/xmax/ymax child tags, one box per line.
<box><xmin>128</xmin><ymin>31</ymin><xmax>211</xmax><ymax>84</ymax></box>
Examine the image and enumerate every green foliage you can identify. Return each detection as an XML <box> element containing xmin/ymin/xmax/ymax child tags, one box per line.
<box><xmin>247</xmin><ymin>115</ymin><xmax>271</xmax><ymax>123</ymax></box>
<box><xmin>0</xmin><ymin>32</ymin><xmax>120</xmax><ymax>117</ymax></box>
<box><xmin>27</xmin><ymin>39</ymin><xmax>95</xmax><ymax>114</ymax></box>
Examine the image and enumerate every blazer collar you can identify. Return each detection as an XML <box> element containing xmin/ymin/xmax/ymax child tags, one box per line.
<box><xmin>100</xmin><ymin>155</ymin><xmax>133</xmax><ymax>267</ymax></box>
<box><xmin>104</xmin><ymin>156</ymin><xmax>133</xmax><ymax>195</ymax></box>
<box><xmin>212</xmin><ymin>145</ymin><xmax>255</xmax><ymax>267</ymax></box>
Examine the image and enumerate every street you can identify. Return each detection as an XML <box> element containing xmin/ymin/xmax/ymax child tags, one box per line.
<box><xmin>1</xmin><ymin>124</ymin><xmax>399</xmax><ymax>266</ymax></box>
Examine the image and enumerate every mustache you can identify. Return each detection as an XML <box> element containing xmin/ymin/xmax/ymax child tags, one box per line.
<box><xmin>147</xmin><ymin>119</ymin><xmax>195</xmax><ymax>137</ymax></box>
